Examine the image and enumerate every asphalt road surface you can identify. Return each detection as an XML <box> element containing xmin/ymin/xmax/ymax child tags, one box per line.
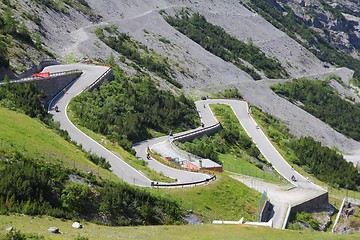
<box><xmin>46</xmin><ymin>64</ymin><xmax>212</xmax><ymax>187</ymax></box>
<box><xmin>196</xmin><ymin>99</ymin><xmax>324</xmax><ymax>191</ymax></box>
<box><xmin>46</xmin><ymin>64</ymin><xmax>152</xmax><ymax>187</ymax></box>
<box><xmin>45</xmin><ymin>64</ymin><xmax>324</xmax><ymax>192</ymax></box>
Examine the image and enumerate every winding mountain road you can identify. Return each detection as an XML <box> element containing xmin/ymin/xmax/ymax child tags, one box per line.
<box><xmin>196</xmin><ymin>99</ymin><xmax>324</xmax><ymax>191</ymax></box>
<box><xmin>46</xmin><ymin>63</ymin><xmax>212</xmax><ymax>187</ymax></box>
<box><xmin>45</xmin><ymin>64</ymin><xmax>326</xmax><ymax>192</ymax></box>
<box><xmin>43</xmin><ymin>64</ymin><xmax>330</xmax><ymax>229</ymax></box>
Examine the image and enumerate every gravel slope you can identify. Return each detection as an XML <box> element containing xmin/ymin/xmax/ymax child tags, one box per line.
<box><xmin>29</xmin><ymin>0</ymin><xmax>360</xmax><ymax>162</ymax></box>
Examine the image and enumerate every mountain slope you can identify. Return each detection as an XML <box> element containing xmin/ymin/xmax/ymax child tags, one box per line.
<box><xmin>0</xmin><ymin>107</ymin><xmax>115</xmax><ymax>180</ymax></box>
<box><xmin>3</xmin><ymin>0</ymin><xmax>360</xmax><ymax>158</ymax></box>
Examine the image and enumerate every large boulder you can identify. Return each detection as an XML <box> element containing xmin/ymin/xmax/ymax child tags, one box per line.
<box><xmin>72</xmin><ymin>222</ymin><xmax>83</xmax><ymax>229</ymax></box>
<box><xmin>48</xmin><ymin>227</ymin><xmax>60</xmax><ymax>234</ymax></box>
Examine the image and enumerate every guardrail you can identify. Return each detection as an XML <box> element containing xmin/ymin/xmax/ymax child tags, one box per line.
<box><xmin>151</xmin><ymin>174</ymin><xmax>216</xmax><ymax>187</ymax></box>
<box><xmin>1</xmin><ymin>69</ymin><xmax>83</xmax><ymax>85</ymax></box>
<box><xmin>85</xmin><ymin>67</ymin><xmax>112</xmax><ymax>91</ymax></box>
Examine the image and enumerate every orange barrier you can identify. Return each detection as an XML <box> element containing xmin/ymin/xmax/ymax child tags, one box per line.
<box><xmin>32</xmin><ymin>72</ymin><xmax>51</xmax><ymax>78</ymax></box>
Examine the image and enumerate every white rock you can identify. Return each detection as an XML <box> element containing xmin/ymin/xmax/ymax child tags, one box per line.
<box><xmin>48</xmin><ymin>227</ymin><xmax>60</xmax><ymax>234</ymax></box>
<box><xmin>72</xmin><ymin>222</ymin><xmax>83</xmax><ymax>229</ymax></box>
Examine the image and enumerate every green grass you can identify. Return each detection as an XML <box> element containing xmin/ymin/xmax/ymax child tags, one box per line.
<box><xmin>67</xmin><ymin>109</ymin><xmax>175</xmax><ymax>183</ymax></box>
<box><xmin>0</xmin><ymin>214</ymin><xmax>359</xmax><ymax>240</ymax></box>
<box><xmin>219</xmin><ymin>154</ymin><xmax>281</xmax><ymax>183</ymax></box>
<box><xmin>209</xmin><ymin>104</ymin><xmax>283</xmax><ymax>183</ymax></box>
<box><xmin>0</xmin><ymin>107</ymin><xmax>119</xmax><ymax>182</ymax></box>
<box><xmin>153</xmin><ymin>174</ymin><xmax>261</xmax><ymax>223</ymax></box>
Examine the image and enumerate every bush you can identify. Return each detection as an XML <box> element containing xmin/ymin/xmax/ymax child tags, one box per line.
<box><xmin>0</xmin><ymin>155</ymin><xmax>185</xmax><ymax>226</ymax></box>
<box><xmin>61</xmin><ymin>182</ymin><xmax>95</xmax><ymax>215</ymax></box>
<box><xmin>289</xmin><ymin>211</ymin><xmax>320</xmax><ymax>230</ymax></box>
<box><xmin>85</xmin><ymin>151</ymin><xmax>111</xmax><ymax>170</ymax></box>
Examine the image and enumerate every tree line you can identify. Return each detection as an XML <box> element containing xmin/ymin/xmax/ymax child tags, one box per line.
<box><xmin>290</xmin><ymin>137</ymin><xmax>360</xmax><ymax>190</ymax></box>
<box><xmin>252</xmin><ymin>107</ymin><xmax>360</xmax><ymax>191</ymax></box>
<box><xmin>164</xmin><ymin>11</ymin><xmax>288</xmax><ymax>80</ymax></box>
<box><xmin>272</xmin><ymin>78</ymin><xmax>360</xmax><ymax>141</ymax></box>
<box><xmin>0</xmin><ymin>153</ymin><xmax>184</xmax><ymax>226</ymax></box>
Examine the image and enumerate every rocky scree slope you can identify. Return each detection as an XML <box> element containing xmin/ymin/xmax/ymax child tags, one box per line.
<box><xmin>3</xmin><ymin>0</ymin><xmax>360</xmax><ymax>158</ymax></box>
<box><xmin>278</xmin><ymin>0</ymin><xmax>360</xmax><ymax>59</ymax></box>
<box><xmin>0</xmin><ymin>0</ymin><xmax>103</xmax><ymax>78</ymax></box>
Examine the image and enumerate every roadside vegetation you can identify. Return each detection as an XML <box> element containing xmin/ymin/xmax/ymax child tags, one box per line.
<box><xmin>0</xmin><ymin>81</ymin><xmax>48</xmax><ymax>120</ymax></box>
<box><xmin>214</xmin><ymin>87</ymin><xmax>243</xmax><ymax>99</ymax></box>
<box><xmin>247</xmin><ymin>0</ymin><xmax>360</xmax><ymax>84</ymax></box>
<box><xmin>179</xmin><ymin>104</ymin><xmax>281</xmax><ymax>183</ymax></box>
<box><xmin>0</xmin><ymin>107</ymin><xmax>116</xmax><ymax>181</ymax></box>
<box><xmin>288</xmin><ymin>211</ymin><xmax>321</xmax><ymax>231</ymax></box>
<box><xmin>68</xmin><ymin>110</ymin><xmax>176</xmax><ymax>183</ymax></box>
<box><xmin>164</xmin><ymin>10</ymin><xmax>288</xmax><ymax>80</ymax></box>
<box><xmin>70</xmin><ymin>62</ymin><xmax>198</xmax><ymax>152</ymax></box>
<box><xmin>0</xmin><ymin>81</ymin><xmax>115</xmax><ymax>173</ymax></box>
<box><xmin>271</xmin><ymin>78</ymin><xmax>360</xmax><ymax>141</ymax></box>
<box><xmin>0</xmin><ymin>155</ymin><xmax>184</xmax><ymax>226</ymax></box>
<box><xmin>251</xmin><ymin>107</ymin><xmax>360</xmax><ymax>191</ymax></box>
<box><xmin>95</xmin><ymin>26</ymin><xmax>182</xmax><ymax>88</ymax></box>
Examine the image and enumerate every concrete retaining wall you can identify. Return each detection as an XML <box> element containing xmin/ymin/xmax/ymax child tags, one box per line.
<box><xmin>290</xmin><ymin>192</ymin><xmax>328</xmax><ymax>213</ymax></box>
<box><xmin>284</xmin><ymin>192</ymin><xmax>329</xmax><ymax>229</ymax></box>
<box><xmin>173</xmin><ymin>123</ymin><xmax>222</xmax><ymax>142</ymax></box>
<box><xmin>87</xmin><ymin>68</ymin><xmax>114</xmax><ymax>91</ymax></box>
<box><xmin>33</xmin><ymin>71</ymin><xmax>82</xmax><ymax>102</ymax></box>
<box><xmin>260</xmin><ymin>200</ymin><xmax>272</xmax><ymax>222</ymax></box>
